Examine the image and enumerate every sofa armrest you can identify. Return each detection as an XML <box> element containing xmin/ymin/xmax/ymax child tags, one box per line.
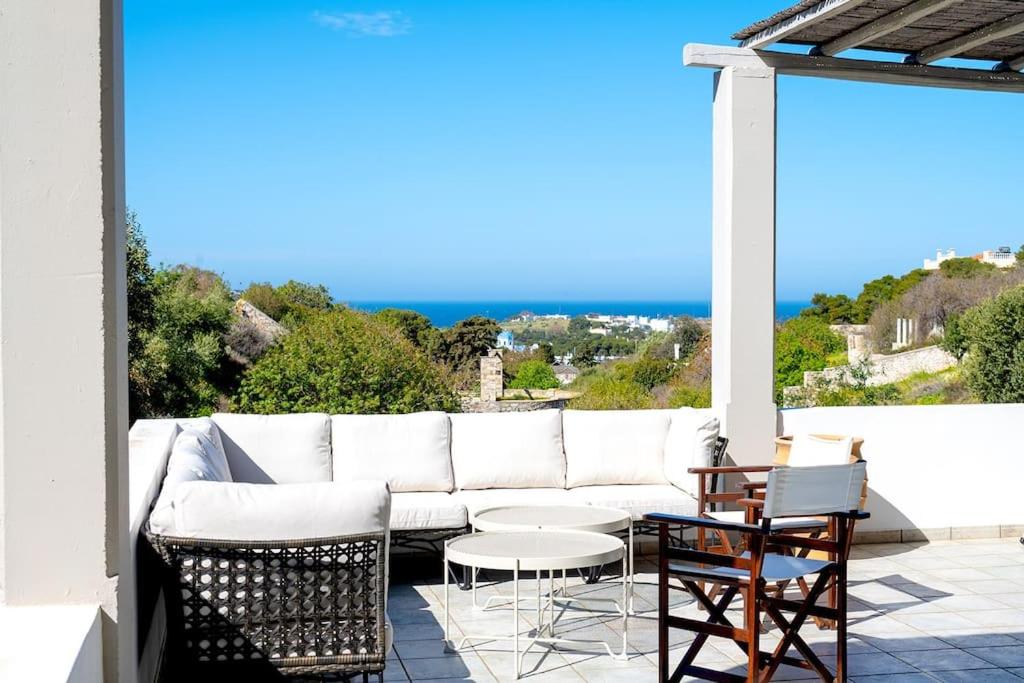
<box><xmin>150</xmin><ymin>479</ymin><xmax>391</xmax><ymax>542</ymax></box>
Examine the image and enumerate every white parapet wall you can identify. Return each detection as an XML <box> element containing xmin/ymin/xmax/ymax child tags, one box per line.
<box><xmin>780</xmin><ymin>404</ymin><xmax>1024</xmax><ymax>542</ymax></box>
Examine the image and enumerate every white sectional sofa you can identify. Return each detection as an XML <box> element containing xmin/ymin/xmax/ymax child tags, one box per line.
<box><xmin>147</xmin><ymin>407</ymin><xmax>722</xmax><ymax>542</ymax></box>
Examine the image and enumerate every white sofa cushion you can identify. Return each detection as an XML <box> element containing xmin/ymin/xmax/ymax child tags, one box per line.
<box><xmin>563</xmin><ymin>409</ymin><xmax>672</xmax><ymax>488</ymax></box>
<box><xmin>567</xmin><ymin>484</ymin><xmax>698</xmax><ymax>521</ymax></box>
<box><xmin>786</xmin><ymin>434</ymin><xmax>854</xmax><ymax>467</ymax></box>
<box><xmin>452</xmin><ymin>488</ymin><xmax>575</xmax><ymax>517</ymax></box>
<box><xmin>148</xmin><ymin>428</ymin><xmax>232</xmax><ymax>532</ymax></box>
<box><xmin>449</xmin><ymin>410</ymin><xmax>565</xmax><ymax>490</ymax></box>
<box><xmin>149</xmin><ymin>479</ymin><xmax>391</xmax><ymax>540</ymax></box>
<box><xmin>211</xmin><ymin>412</ymin><xmax>331</xmax><ymax>484</ymax></box>
<box><xmin>332</xmin><ymin>412</ymin><xmax>453</xmax><ymax>493</ymax></box>
<box><xmin>663</xmin><ymin>408</ymin><xmax>720</xmax><ymax>497</ymax></box>
<box><xmin>389</xmin><ymin>492</ymin><xmax>466</xmax><ymax>531</ymax></box>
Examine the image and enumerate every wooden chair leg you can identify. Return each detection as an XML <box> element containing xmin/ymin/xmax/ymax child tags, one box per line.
<box><xmin>658</xmin><ymin>524</ymin><xmax>669</xmax><ymax>682</ymax></box>
<box><xmin>745</xmin><ymin>583</ymin><xmax>760</xmax><ymax>682</ymax></box>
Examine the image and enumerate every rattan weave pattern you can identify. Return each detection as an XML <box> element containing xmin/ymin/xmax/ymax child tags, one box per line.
<box><xmin>147</xmin><ymin>528</ymin><xmax>387</xmax><ymax>678</ymax></box>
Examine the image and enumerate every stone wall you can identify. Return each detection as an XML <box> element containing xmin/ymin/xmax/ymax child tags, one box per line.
<box><xmin>460</xmin><ymin>398</ymin><xmax>569</xmax><ymax>413</ymax></box>
<box><xmin>804</xmin><ymin>345</ymin><xmax>957</xmax><ymax>389</ymax></box>
<box><xmin>479</xmin><ymin>351</ymin><xmax>503</xmax><ymax>402</ymax></box>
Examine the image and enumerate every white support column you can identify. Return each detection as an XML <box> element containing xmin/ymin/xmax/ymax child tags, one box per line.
<box><xmin>710</xmin><ymin>66</ymin><xmax>779</xmax><ymax>466</ymax></box>
<box><xmin>0</xmin><ymin>1</ymin><xmax>129</xmax><ymax>682</ymax></box>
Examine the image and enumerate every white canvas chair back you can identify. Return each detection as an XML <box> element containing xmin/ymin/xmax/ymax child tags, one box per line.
<box><xmin>763</xmin><ymin>462</ymin><xmax>866</xmax><ymax>519</ymax></box>
<box><xmin>786</xmin><ymin>434</ymin><xmax>854</xmax><ymax>467</ymax></box>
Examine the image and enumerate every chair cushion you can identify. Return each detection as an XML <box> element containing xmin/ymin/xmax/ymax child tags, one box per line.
<box><xmin>332</xmin><ymin>412</ymin><xmax>453</xmax><ymax>493</ymax></box>
<box><xmin>566</xmin><ymin>484</ymin><xmax>697</xmax><ymax>521</ymax></box>
<box><xmin>708</xmin><ymin>510</ymin><xmax>827</xmax><ymax>531</ymax></box>
<box><xmin>452</xmin><ymin>488</ymin><xmax>575</xmax><ymax>517</ymax></box>
<box><xmin>390</xmin><ymin>492</ymin><xmax>467</xmax><ymax>531</ymax></box>
<box><xmin>786</xmin><ymin>434</ymin><xmax>854</xmax><ymax>467</ymax></box>
<box><xmin>211</xmin><ymin>412</ymin><xmax>332</xmax><ymax>484</ymax></box>
<box><xmin>563</xmin><ymin>409</ymin><xmax>672</xmax><ymax>487</ymax></box>
<box><xmin>449</xmin><ymin>410</ymin><xmax>565</xmax><ymax>490</ymax></box>
<box><xmin>149</xmin><ymin>479</ymin><xmax>391</xmax><ymax>541</ymax></box>
<box><xmin>176</xmin><ymin>416</ymin><xmax>229</xmax><ymax>474</ymax></box>
<box><xmin>149</xmin><ymin>428</ymin><xmax>232</xmax><ymax>532</ymax></box>
<box><xmin>663</xmin><ymin>408</ymin><xmax>720</xmax><ymax>497</ymax></box>
<box><xmin>672</xmin><ymin>553</ymin><xmax>831</xmax><ymax>583</ymax></box>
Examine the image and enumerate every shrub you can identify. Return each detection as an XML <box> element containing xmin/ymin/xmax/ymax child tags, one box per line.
<box><xmin>235</xmin><ymin>309</ymin><xmax>459</xmax><ymax>414</ymax></box>
<box><xmin>567</xmin><ymin>376</ymin><xmax>652</xmax><ymax>410</ymax></box>
<box><xmin>959</xmin><ymin>285</ymin><xmax>1024</xmax><ymax>403</ymax></box>
<box><xmin>508</xmin><ymin>359</ymin><xmax>559</xmax><ymax>390</ymax></box>
<box><xmin>774</xmin><ymin>316</ymin><xmax>845</xmax><ymax>401</ymax></box>
<box><xmin>667</xmin><ymin>382</ymin><xmax>711</xmax><ymax>409</ymax></box>
<box><xmin>621</xmin><ymin>357</ymin><xmax>676</xmax><ymax>391</ymax></box>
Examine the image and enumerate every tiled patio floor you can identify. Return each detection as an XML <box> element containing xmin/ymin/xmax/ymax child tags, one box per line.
<box><xmin>384</xmin><ymin>538</ymin><xmax>1024</xmax><ymax>682</ymax></box>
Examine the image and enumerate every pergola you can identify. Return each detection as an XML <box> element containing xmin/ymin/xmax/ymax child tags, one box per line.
<box><xmin>694</xmin><ymin>0</ymin><xmax>1024</xmax><ymax>466</ymax></box>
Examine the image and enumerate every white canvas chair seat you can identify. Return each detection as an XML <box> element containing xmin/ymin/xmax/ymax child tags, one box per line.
<box><xmin>706</xmin><ymin>510</ymin><xmax>826</xmax><ymax>531</ymax></box>
<box><xmin>671</xmin><ymin>552</ymin><xmax>831</xmax><ymax>583</ymax></box>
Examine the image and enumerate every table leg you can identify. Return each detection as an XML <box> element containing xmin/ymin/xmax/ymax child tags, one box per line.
<box><xmin>620</xmin><ymin>545</ymin><xmax>629</xmax><ymax>659</ymax></box>
<box><xmin>536</xmin><ymin>570</ymin><xmax>542</xmax><ymax>632</ymax></box>
<box><xmin>513</xmin><ymin>562</ymin><xmax>520</xmax><ymax>680</ymax></box>
<box><xmin>628</xmin><ymin>522</ymin><xmax>635</xmax><ymax>614</ymax></box>
<box><xmin>443</xmin><ymin>545</ymin><xmax>450</xmax><ymax>652</ymax></box>
<box><xmin>548</xmin><ymin>570</ymin><xmax>555</xmax><ymax>637</ymax></box>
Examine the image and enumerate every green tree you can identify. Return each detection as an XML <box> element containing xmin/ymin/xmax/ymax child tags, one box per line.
<box><xmin>568</xmin><ymin>316</ymin><xmax>591</xmax><ymax>334</ymax></box>
<box><xmin>277</xmin><ymin>280</ymin><xmax>333</xmax><ymax>310</ymax></box>
<box><xmin>240</xmin><ymin>282</ymin><xmax>289</xmax><ymax>320</ymax></box>
<box><xmin>436</xmin><ymin>316</ymin><xmax>500</xmax><ymax>371</ymax></box>
<box><xmin>126</xmin><ymin>212</ymin><xmax>157</xmax><ymax>421</ymax></box>
<box><xmin>803</xmin><ymin>293</ymin><xmax>855</xmax><ymax>324</ymax></box>
<box><xmin>508</xmin><ymin>360</ymin><xmax>559</xmax><ymax>390</ymax></box>
<box><xmin>851</xmin><ymin>269</ymin><xmax>929</xmax><ymax>323</ymax></box>
<box><xmin>537</xmin><ymin>343</ymin><xmax>556</xmax><ymax>365</ymax></box>
<box><xmin>375</xmin><ymin>308</ymin><xmax>437</xmax><ymax>349</ymax></box>
<box><xmin>623</xmin><ymin>357</ymin><xmax>676</xmax><ymax>391</ymax></box>
<box><xmin>235</xmin><ymin>309</ymin><xmax>458</xmax><ymax>414</ymax></box>
<box><xmin>133</xmin><ymin>266</ymin><xmax>235</xmax><ymax>417</ymax></box>
<box><xmin>774</xmin><ymin>316</ymin><xmax>845</xmax><ymax>401</ymax></box>
<box><xmin>959</xmin><ymin>286</ymin><xmax>1024</xmax><ymax>403</ymax></box>
<box><xmin>939</xmin><ymin>257</ymin><xmax>997</xmax><ymax>279</ymax></box>
<box><xmin>573</xmin><ymin>341</ymin><xmax>597</xmax><ymax>368</ymax></box>
<box><xmin>240</xmin><ymin>279</ymin><xmax>333</xmax><ymax>328</ymax></box>
<box><xmin>940</xmin><ymin>313</ymin><xmax>968</xmax><ymax>361</ymax></box>
<box><xmin>567</xmin><ymin>376</ymin><xmax>652</xmax><ymax>410</ymax></box>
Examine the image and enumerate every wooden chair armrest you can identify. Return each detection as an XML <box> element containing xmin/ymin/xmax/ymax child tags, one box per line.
<box><xmin>737</xmin><ymin>481</ymin><xmax>767</xmax><ymax>491</ymax></box>
<box><xmin>643</xmin><ymin>512</ymin><xmax>764</xmax><ymax>536</ymax></box>
<box><xmin>688</xmin><ymin>465</ymin><xmax>774</xmax><ymax>475</ymax></box>
<box><xmin>738</xmin><ymin>498</ymin><xmax>764</xmax><ymax>509</ymax></box>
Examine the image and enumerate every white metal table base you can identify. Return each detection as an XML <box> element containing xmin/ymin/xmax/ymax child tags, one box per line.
<box><xmin>444</xmin><ymin>552</ymin><xmax>629</xmax><ymax>679</ymax></box>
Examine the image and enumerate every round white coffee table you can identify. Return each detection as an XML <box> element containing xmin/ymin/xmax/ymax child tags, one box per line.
<box><xmin>443</xmin><ymin>530</ymin><xmax>628</xmax><ymax>679</ymax></box>
<box><xmin>469</xmin><ymin>505</ymin><xmax>634</xmax><ymax>612</ymax></box>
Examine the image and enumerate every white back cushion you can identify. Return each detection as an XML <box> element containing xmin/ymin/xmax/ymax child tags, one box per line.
<box><xmin>663</xmin><ymin>408</ymin><xmax>720</xmax><ymax>496</ymax></box>
<box><xmin>786</xmin><ymin>434</ymin><xmax>854</xmax><ymax>467</ymax></box>
<box><xmin>563</xmin><ymin>409</ymin><xmax>672</xmax><ymax>487</ymax></box>
<box><xmin>449</xmin><ymin>410</ymin><xmax>565</xmax><ymax>490</ymax></box>
<box><xmin>149</xmin><ymin>428</ymin><xmax>232</xmax><ymax>532</ymax></box>
<box><xmin>332</xmin><ymin>412</ymin><xmax>453</xmax><ymax>492</ymax></box>
<box><xmin>151</xmin><ymin>479</ymin><xmax>391</xmax><ymax>541</ymax></box>
<box><xmin>211</xmin><ymin>413</ymin><xmax>331</xmax><ymax>483</ymax></box>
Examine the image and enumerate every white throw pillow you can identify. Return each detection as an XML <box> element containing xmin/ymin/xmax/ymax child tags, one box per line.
<box><xmin>663</xmin><ymin>408</ymin><xmax>720</xmax><ymax>497</ymax></box>
<box><xmin>153</xmin><ymin>479</ymin><xmax>392</xmax><ymax>541</ymax></box>
<box><xmin>149</xmin><ymin>429</ymin><xmax>232</xmax><ymax>532</ymax></box>
<box><xmin>211</xmin><ymin>413</ymin><xmax>332</xmax><ymax>483</ymax></box>
<box><xmin>786</xmin><ymin>434</ymin><xmax>854</xmax><ymax>467</ymax></box>
<box><xmin>176</xmin><ymin>417</ymin><xmax>228</xmax><ymax>473</ymax></box>
<box><xmin>332</xmin><ymin>412</ymin><xmax>453</xmax><ymax>492</ymax></box>
<box><xmin>449</xmin><ymin>410</ymin><xmax>565</xmax><ymax>490</ymax></box>
<box><xmin>563</xmin><ymin>409</ymin><xmax>672</xmax><ymax>488</ymax></box>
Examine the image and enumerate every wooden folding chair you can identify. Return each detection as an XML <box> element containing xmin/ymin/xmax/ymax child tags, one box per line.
<box><xmin>645</xmin><ymin>461</ymin><xmax>869</xmax><ymax>683</ymax></box>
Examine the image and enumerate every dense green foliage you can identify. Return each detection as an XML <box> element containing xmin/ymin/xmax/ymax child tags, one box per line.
<box><xmin>131</xmin><ymin>266</ymin><xmax>235</xmax><ymax>417</ymax></box>
<box><xmin>939</xmin><ymin>257</ymin><xmax>997</xmax><ymax>279</ymax></box>
<box><xmin>567</xmin><ymin>374</ymin><xmax>652</xmax><ymax>410</ymax></box>
<box><xmin>240</xmin><ymin>280</ymin><xmax>333</xmax><ymax>328</ymax></box>
<box><xmin>436</xmin><ymin>316</ymin><xmax>500</xmax><ymax>372</ymax></box>
<box><xmin>940</xmin><ymin>313</ymin><xmax>968</xmax><ymax>361</ymax></box>
<box><xmin>126</xmin><ymin>212</ymin><xmax>157</xmax><ymax>420</ymax></box>
<box><xmin>621</xmin><ymin>357</ymin><xmax>675</xmax><ymax>391</ymax></box>
<box><xmin>508</xmin><ymin>360</ymin><xmax>559</xmax><ymax>390</ymax></box>
<box><xmin>806</xmin><ymin>269</ymin><xmax>930</xmax><ymax>324</ymax></box>
<box><xmin>374</xmin><ymin>308</ymin><xmax>437</xmax><ymax>350</ymax></box>
<box><xmin>666</xmin><ymin>382</ymin><xmax>712</xmax><ymax>409</ymax></box>
<box><xmin>235</xmin><ymin>309</ymin><xmax>459</xmax><ymax>414</ymax></box>
<box><xmin>958</xmin><ymin>286</ymin><xmax>1024</xmax><ymax>403</ymax></box>
<box><xmin>774</xmin><ymin>317</ymin><xmax>846</xmax><ymax>401</ymax></box>
<box><xmin>646</xmin><ymin>317</ymin><xmax>705</xmax><ymax>361</ymax></box>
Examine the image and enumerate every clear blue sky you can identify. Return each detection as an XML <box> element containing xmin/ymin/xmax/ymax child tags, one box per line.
<box><xmin>125</xmin><ymin>1</ymin><xmax>1022</xmax><ymax>302</ymax></box>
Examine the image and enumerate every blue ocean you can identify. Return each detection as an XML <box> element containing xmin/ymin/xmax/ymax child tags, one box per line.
<box><xmin>347</xmin><ymin>301</ymin><xmax>809</xmax><ymax>328</ymax></box>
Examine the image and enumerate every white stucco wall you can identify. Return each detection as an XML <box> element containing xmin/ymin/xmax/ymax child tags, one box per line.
<box><xmin>780</xmin><ymin>404</ymin><xmax>1024</xmax><ymax>537</ymax></box>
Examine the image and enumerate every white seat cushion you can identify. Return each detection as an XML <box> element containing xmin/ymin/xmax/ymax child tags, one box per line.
<box><xmin>663</xmin><ymin>408</ymin><xmax>720</xmax><ymax>497</ymax></box>
<box><xmin>708</xmin><ymin>510</ymin><xmax>827</xmax><ymax>531</ymax></box>
<box><xmin>149</xmin><ymin>479</ymin><xmax>391</xmax><ymax>541</ymax></box>
<box><xmin>452</xmin><ymin>488</ymin><xmax>575</xmax><ymax>517</ymax></box>
<box><xmin>673</xmin><ymin>552</ymin><xmax>831</xmax><ymax>583</ymax></box>
<box><xmin>566</xmin><ymin>484</ymin><xmax>697</xmax><ymax>521</ymax></box>
<box><xmin>786</xmin><ymin>434</ymin><xmax>854</xmax><ymax>467</ymax></box>
<box><xmin>390</xmin><ymin>492</ymin><xmax>467</xmax><ymax>531</ymax></box>
<box><xmin>212</xmin><ymin>412</ymin><xmax>332</xmax><ymax>484</ymax></box>
<box><xmin>449</xmin><ymin>410</ymin><xmax>565</xmax><ymax>490</ymax></box>
<box><xmin>149</xmin><ymin>428</ymin><xmax>232</xmax><ymax>532</ymax></box>
<box><xmin>332</xmin><ymin>412</ymin><xmax>453</xmax><ymax>492</ymax></box>
<box><xmin>563</xmin><ymin>410</ymin><xmax>672</xmax><ymax>487</ymax></box>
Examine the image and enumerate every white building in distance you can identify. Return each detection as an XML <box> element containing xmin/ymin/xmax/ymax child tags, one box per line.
<box><xmin>924</xmin><ymin>247</ymin><xmax>1017</xmax><ymax>271</ymax></box>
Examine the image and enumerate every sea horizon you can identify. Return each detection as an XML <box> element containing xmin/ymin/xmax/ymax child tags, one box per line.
<box><xmin>347</xmin><ymin>300</ymin><xmax>810</xmax><ymax>328</ymax></box>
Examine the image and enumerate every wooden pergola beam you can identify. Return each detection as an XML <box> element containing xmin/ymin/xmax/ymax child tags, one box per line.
<box><xmin>1006</xmin><ymin>53</ymin><xmax>1024</xmax><ymax>71</ymax></box>
<box><xmin>740</xmin><ymin>0</ymin><xmax>871</xmax><ymax>49</ymax></box>
<box><xmin>685</xmin><ymin>43</ymin><xmax>1024</xmax><ymax>93</ymax></box>
<box><xmin>914</xmin><ymin>11</ymin><xmax>1024</xmax><ymax>64</ymax></box>
<box><xmin>819</xmin><ymin>0</ymin><xmax>961</xmax><ymax>56</ymax></box>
